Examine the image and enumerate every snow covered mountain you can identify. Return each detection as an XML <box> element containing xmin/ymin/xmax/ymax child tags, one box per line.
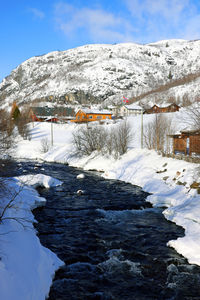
<box><xmin>1</xmin><ymin>39</ymin><xmax>200</xmax><ymax>109</ymax></box>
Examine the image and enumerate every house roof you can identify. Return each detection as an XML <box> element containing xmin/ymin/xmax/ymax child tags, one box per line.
<box><xmin>168</xmin><ymin>129</ymin><xmax>200</xmax><ymax>137</ymax></box>
<box><xmin>181</xmin><ymin>129</ymin><xmax>200</xmax><ymax>135</ymax></box>
<box><xmin>78</xmin><ymin>109</ymin><xmax>112</xmax><ymax>115</ymax></box>
<box><xmin>150</xmin><ymin>103</ymin><xmax>180</xmax><ymax>108</ymax></box>
<box><xmin>124</xmin><ymin>104</ymin><xmax>143</xmax><ymax>110</ymax></box>
<box><xmin>31</xmin><ymin>106</ymin><xmax>74</xmax><ymax>117</ymax></box>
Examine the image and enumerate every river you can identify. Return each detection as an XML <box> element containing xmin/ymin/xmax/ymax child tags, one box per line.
<box><xmin>3</xmin><ymin>160</ymin><xmax>200</xmax><ymax>300</ymax></box>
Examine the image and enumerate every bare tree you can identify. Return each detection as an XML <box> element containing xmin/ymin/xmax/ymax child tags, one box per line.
<box><xmin>186</xmin><ymin>103</ymin><xmax>200</xmax><ymax>176</ymax></box>
<box><xmin>15</xmin><ymin>107</ymin><xmax>31</xmax><ymax>140</ymax></box>
<box><xmin>0</xmin><ymin>109</ymin><xmax>15</xmax><ymax>154</ymax></box>
<box><xmin>143</xmin><ymin>121</ymin><xmax>155</xmax><ymax>150</ymax></box>
<box><xmin>186</xmin><ymin>103</ymin><xmax>200</xmax><ymax>130</ymax></box>
<box><xmin>106</xmin><ymin>128</ymin><xmax>115</xmax><ymax>156</ymax></box>
<box><xmin>182</xmin><ymin>94</ymin><xmax>192</xmax><ymax>107</ymax></box>
<box><xmin>0</xmin><ymin>178</ymin><xmax>32</xmax><ymax>228</ymax></box>
<box><xmin>113</xmin><ymin>119</ymin><xmax>132</xmax><ymax>158</ymax></box>
<box><xmin>143</xmin><ymin>114</ymin><xmax>172</xmax><ymax>153</ymax></box>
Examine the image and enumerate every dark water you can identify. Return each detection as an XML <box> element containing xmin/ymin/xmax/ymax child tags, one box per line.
<box><xmin>2</xmin><ymin>160</ymin><xmax>200</xmax><ymax>300</ymax></box>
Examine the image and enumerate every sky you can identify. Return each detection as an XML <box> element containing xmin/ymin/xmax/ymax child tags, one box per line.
<box><xmin>0</xmin><ymin>0</ymin><xmax>200</xmax><ymax>82</ymax></box>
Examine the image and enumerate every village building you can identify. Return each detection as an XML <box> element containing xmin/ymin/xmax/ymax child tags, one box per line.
<box><xmin>145</xmin><ymin>103</ymin><xmax>180</xmax><ymax>114</ymax></box>
<box><xmin>29</xmin><ymin>107</ymin><xmax>75</xmax><ymax>123</ymax></box>
<box><xmin>119</xmin><ymin>104</ymin><xmax>144</xmax><ymax>117</ymax></box>
<box><xmin>71</xmin><ymin>109</ymin><xmax>112</xmax><ymax>123</ymax></box>
<box><xmin>169</xmin><ymin>129</ymin><xmax>200</xmax><ymax>156</ymax></box>
<box><xmin>107</xmin><ymin>105</ymin><xmax>118</xmax><ymax>116</ymax></box>
<box><xmin>109</xmin><ymin>105</ymin><xmax>121</xmax><ymax>116</ymax></box>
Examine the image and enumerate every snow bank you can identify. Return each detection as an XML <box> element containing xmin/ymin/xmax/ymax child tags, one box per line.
<box><xmin>17</xmin><ymin>173</ymin><xmax>62</xmax><ymax>189</ymax></box>
<box><xmin>0</xmin><ymin>175</ymin><xmax>64</xmax><ymax>300</ymax></box>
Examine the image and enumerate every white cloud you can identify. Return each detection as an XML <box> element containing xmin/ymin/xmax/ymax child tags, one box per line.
<box><xmin>183</xmin><ymin>14</ymin><xmax>200</xmax><ymax>40</ymax></box>
<box><xmin>124</xmin><ymin>0</ymin><xmax>200</xmax><ymax>41</ymax></box>
<box><xmin>125</xmin><ymin>0</ymin><xmax>191</xmax><ymax>19</ymax></box>
<box><xmin>54</xmin><ymin>3</ymin><xmax>135</xmax><ymax>43</ymax></box>
<box><xmin>53</xmin><ymin>1</ymin><xmax>200</xmax><ymax>44</ymax></box>
<box><xmin>29</xmin><ymin>8</ymin><xmax>45</xmax><ymax>19</ymax></box>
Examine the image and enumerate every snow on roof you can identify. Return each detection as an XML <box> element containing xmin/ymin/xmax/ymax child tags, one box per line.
<box><xmin>124</xmin><ymin>104</ymin><xmax>143</xmax><ymax>110</ymax></box>
<box><xmin>80</xmin><ymin>108</ymin><xmax>112</xmax><ymax>114</ymax></box>
<box><xmin>151</xmin><ymin>103</ymin><xmax>179</xmax><ymax>108</ymax></box>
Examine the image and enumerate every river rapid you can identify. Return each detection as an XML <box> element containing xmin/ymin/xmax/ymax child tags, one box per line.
<box><xmin>3</xmin><ymin>160</ymin><xmax>200</xmax><ymax>300</ymax></box>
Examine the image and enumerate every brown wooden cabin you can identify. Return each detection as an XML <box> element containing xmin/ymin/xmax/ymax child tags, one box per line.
<box><xmin>169</xmin><ymin>130</ymin><xmax>200</xmax><ymax>156</ymax></box>
<box><xmin>146</xmin><ymin>103</ymin><xmax>180</xmax><ymax>114</ymax></box>
<box><xmin>166</xmin><ymin>103</ymin><xmax>180</xmax><ymax>112</ymax></box>
<box><xmin>71</xmin><ymin>109</ymin><xmax>112</xmax><ymax>123</ymax></box>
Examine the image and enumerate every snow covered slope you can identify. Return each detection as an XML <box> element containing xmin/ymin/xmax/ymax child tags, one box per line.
<box><xmin>1</xmin><ymin>39</ymin><xmax>200</xmax><ymax>109</ymax></box>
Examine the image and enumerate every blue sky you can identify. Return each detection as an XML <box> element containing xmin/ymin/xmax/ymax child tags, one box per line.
<box><xmin>1</xmin><ymin>0</ymin><xmax>200</xmax><ymax>82</ymax></box>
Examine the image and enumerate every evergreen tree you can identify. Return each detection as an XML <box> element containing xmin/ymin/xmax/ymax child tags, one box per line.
<box><xmin>168</xmin><ymin>70</ymin><xmax>173</xmax><ymax>80</ymax></box>
<box><xmin>10</xmin><ymin>101</ymin><xmax>20</xmax><ymax>121</ymax></box>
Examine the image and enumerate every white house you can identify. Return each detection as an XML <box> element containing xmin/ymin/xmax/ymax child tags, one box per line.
<box><xmin>119</xmin><ymin>104</ymin><xmax>143</xmax><ymax>116</ymax></box>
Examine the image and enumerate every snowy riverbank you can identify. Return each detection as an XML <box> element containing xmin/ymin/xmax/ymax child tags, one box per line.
<box><xmin>1</xmin><ymin>110</ymin><xmax>200</xmax><ymax>299</ymax></box>
<box><xmin>0</xmin><ymin>174</ymin><xmax>64</xmax><ymax>300</ymax></box>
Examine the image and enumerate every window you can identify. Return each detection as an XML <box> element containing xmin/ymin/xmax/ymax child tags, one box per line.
<box><xmin>89</xmin><ymin>115</ymin><xmax>93</xmax><ymax>119</ymax></box>
<box><xmin>97</xmin><ymin>116</ymin><xmax>102</xmax><ymax>119</ymax></box>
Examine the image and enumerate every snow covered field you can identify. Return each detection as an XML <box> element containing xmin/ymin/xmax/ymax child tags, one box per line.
<box><xmin>0</xmin><ymin>107</ymin><xmax>200</xmax><ymax>299</ymax></box>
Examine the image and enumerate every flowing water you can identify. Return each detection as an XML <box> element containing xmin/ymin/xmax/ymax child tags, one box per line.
<box><xmin>3</xmin><ymin>160</ymin><xmax>200</xmax><ymax>300</ymax></box>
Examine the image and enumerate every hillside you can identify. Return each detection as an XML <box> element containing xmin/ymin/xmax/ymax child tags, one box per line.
<box><xmin>129</xmin><ymin>71</ymin><xmax>200</xmax><ymax>106</ymax></box>
<box><xmin>0</xmin><ymin>39</ymin><xmax>200</xmax><ymax>109</ymax></box>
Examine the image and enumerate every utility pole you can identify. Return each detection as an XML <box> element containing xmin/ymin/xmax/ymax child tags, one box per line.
<box><xmin>141</xmin><ymin>109</ymin><xmax>143</xmax><ymax>149</ymax></box>
<box><xmin>51</xmin><ymin>118</ymin><xmax>53</xmax><ymax>147</ymax></box>
<box><xmin>51</xmin><ymin>119</ymin><xmax>53</xmax><ymax>147</ymax></box>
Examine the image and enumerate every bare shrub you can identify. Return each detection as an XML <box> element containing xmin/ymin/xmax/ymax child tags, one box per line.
<box><xmin>112</xmin><ymin>120</ymin><xmax>132</xmax><ymax>158</ymax></box>
<box><xmin>41</xmin><ymin>138</ymin><xmax>50</xmax><ymax>153</ymax></box>
<box><xmin>143</xmin><ymin>114</ymin><xmax>172</xmax><ymax>153</ymax></box>
<box><xmin>73</xmin><ymin>124</ymin><xmax>106</xmax><ymax>155</ymax></box>
<box><xmin>73</xmin><ymin>120</ymin><xmax>132</xmax><ymax>158</ymax></box>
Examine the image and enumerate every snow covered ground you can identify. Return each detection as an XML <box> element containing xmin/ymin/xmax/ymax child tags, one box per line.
<box><xmin>0</xmin><ymin>107</ymin><xmax>200</xmax><ymax>299</ymax></box>
<box><xmin>0</xmin><ymin>174</ymin><xmax>63</xmax><ymax>300</ymax></box>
